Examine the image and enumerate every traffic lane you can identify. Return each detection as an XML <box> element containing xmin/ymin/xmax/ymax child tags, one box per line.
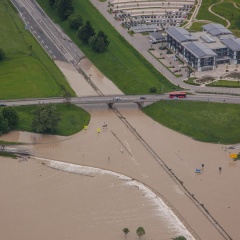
<box><xmin>11</xmin><ymin>1</ymin><xmax>66</xmax><ymax>62</ymax></box>
<box><xmin>25</xmin><ymin>0</ymin><xmax>84</xmax><ymax>63</ymax></box>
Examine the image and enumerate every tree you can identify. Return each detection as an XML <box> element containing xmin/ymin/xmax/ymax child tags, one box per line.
<box><xmin>136</xmin><ymin>227</ymin><xmax>145</xmax><ymax>239</ymax></box>
<box><xmin>48</xmin><ymin>0</ymin><xmax>55</xmax><ymax>7</ymax></box>
<box><xmin>0</xmin><ymin>48</ymin><xmax>5</xmax><ymax>61</ymax></box>
<box><xmin>78</xmin><ymin>21</ymin><xmax>95</xmax><ymax>44</ymax></box>
<box><xmin>68</xmin><ymin>12</ymin><xmax>83</xmax><ymax>30</ymax></box>
<box><xmin>92</xmin><ymin>31</ymin><xmax>110</xmax><ymax>52</ymax></box>
<box><xmin>0</xmin><ymin>114</ymin><xmax>10</xmax><ymax>135</ymax></box>
<box><xmin>123</xmin><ymin>228</ymin><xmax>130</xmax><ymax>238</ymax></box>
<box><xmin>63</xmin><ymin>90</ymin><xmax>72</xmax><ymax>104</ymax></box>
<box><xmin>2</xmin><ymin>107</ymin><xmax>19</xmax><ymax>130</ymax></box>
<box><xmin>32</xmin><ymin>104</ymin><xmax>61</xmax><ymax>133</ymax></box>
<box><xmin>55</xmin><ymin>0</ymin><xmax>74</xmax><ymax>20</ymax></box>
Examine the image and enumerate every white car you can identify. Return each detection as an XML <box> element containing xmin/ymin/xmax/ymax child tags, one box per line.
<box><xmin>115</xmin><ymin>97</ymin><xmax>122</xmax><ymax>100</ymax></box>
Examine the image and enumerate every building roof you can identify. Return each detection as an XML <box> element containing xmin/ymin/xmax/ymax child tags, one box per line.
<box><xmin>131</xmin><ymin>24</ymin><xmax>158</xmax><ymax>33</ymax></box>
<box><xmin>221</xmin><ymin>38</ymin><xmax>240</xmax><ymax>51</ymax></box>
<box><xmin>184</xmin><ymin>42</ymin><xmax>217</xmax><ymax>58</ymax></box>
<box><xmin>166</xmin><ymin>27</ymin><xmax>197</xmax><ymax>42</ymax></box>
<box><xmin>191</xmin><ymin>32</ymin><xmax>226</xmax><ymax>49</ymax></box>
<box><xmin>150</xmin><ymin>32</ymin><xmax>165</xmax><ymax>40</ymax></box>
<box><xmin>202</xmin><ymin>23</ymin><xmax>232</xmax><ymax>36</ymax></box>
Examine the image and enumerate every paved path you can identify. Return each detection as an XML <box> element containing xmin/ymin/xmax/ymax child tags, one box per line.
<box><xmin>183</xmin><ymin>0</ymin><xmax>202</xmax><ymax>29</ymax></box>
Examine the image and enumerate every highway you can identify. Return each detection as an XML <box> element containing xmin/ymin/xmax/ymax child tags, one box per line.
<box><xmin>11</xmin><ymin>0</ymin><xmax>84</xmax><ymax>64</ymax></box>
<box><xmin>1</xmin><ymin>94</ymin><xmax>240</xmax><ymax>107</ymax></box>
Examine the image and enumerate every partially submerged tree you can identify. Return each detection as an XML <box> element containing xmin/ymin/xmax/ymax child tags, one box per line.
<box><xmin>136</xmin><ymin>227</ymin><xmax>145</xmax><ymax>239</ymax></box>
<box><xmin>32</xmin><ymin>104</ymin><xmax>61</xmax><ymax>133</ymax></box>
<box><xmin>2</xmin><ymin>107</ymin><xmax>19</xmax><ymax>130</ymax></box>
<box><xmin>123</xmin><ymin>228</ymin><xmax>130</xmax><ymax>238</ymax></box>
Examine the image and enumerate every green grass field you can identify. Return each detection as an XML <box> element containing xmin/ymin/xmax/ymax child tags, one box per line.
<box><xmin>14</xmin><ymin>104</ymin><xmax>90</xmax><ymax>136</ymax></box>
<box><xmin>143</xmin><ymin>101</ymin><xmax>240</xmax><ymax>144</ymax></box>
<box><xmin>193</xmin><ymin>0</ymin><xmax>226</xmax><ymax>27</ymax></box>
<box><xmin>0</xmin><ymin>0</ymin><xmax>75</xmax><ymax>100</ymax></box>
<box><xmin>206</xmin><ymin>80</ymin><xmax>240</xmax><ymax>87</ymax></box>
<box><xmin>36</xmin><ymin>0</ymin><xmax>177</xmax><ymax>94</ymax></box>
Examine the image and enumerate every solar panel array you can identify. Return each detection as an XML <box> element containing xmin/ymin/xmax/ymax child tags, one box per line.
<box><xmin>221</xmin><ymin>38</ymin><xmax>240</xmax><ymax>51</ymax></box>
<box><xmin>166</xmin><ymin>27</ymin><xmax>197</xmax><ymax>42</ymax></box>
<box><xmin>184</xmin><ymin>42</ymin><xmax>217</xmax><ymax>58</ymax></box>
<box><xmin>203</xmin><ymin>23</ymin><xmax>232</xmax><ymax>36</ymax></box>
<box><xmin>200</xmin><ymin>34</ymin><xmax>215</xmax><ymax>43</ymax></box>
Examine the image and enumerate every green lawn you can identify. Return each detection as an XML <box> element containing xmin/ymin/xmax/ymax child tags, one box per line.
<box><xmin>14</xmin><ymin>104</ymin><xmax>90</xmax><ymax>136</ymax></box>
<box><xmin>183</xmin><ymin>78</ymin><xmax>200</xmax><ymax>86</ymax></box>
<box><xmin>212</xmin><ymin>1</ymin><xmax>237</xmax><ymax>28</ymax></box>
<box><xmin>189</xmin><ymin>22</ymin><xmax>211</xmax><ymax>32</ymax></box>
<box><xmin>0</xmin><ymin>0</ymin><xmax>75</xmax><ymax>100</ymax></box>
<box><xmin>206</xmin><ymin>80</ymin><xmax>240</xmax><ymax>87</ymax></box>
<box><xmin>194</xmin><ymin>0</ymin><xmax>226</xmax><ymax>26</ymax></box>
<box><xmin>143</xmin><ymin>101</ymin><xmax>240</xmax><ymax>144</ymax></box>
<box><xmin>36</xmin><ymin>0</ymin><xmax>177</xmax><ymax>94</ymax></box>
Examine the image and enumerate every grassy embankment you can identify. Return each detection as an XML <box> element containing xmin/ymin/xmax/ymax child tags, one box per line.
<box><xmin>143</xmin><ymin>101</ymin><xmax>240</xmax><ymax>144</ymax></box>
<box><xmin>0</xmin><ymin>0</ymin><xmax>74</xmax><ymax>100</ymax></box>
<box><xmin>14</xmin><ymin>104</ymin><xmax>90</xmax><ymax>136</ymax></box>
<box><xmin>36</xmin><ymin>0</ymin><xmax>177</xmax><ymax>94</ymax></box>
<box><xmin>190</xmin><ymin>0</ymin><xmax>227</xmax><ymax>31</ymax></box>
<box><xmin>0</xmin><ymin>0</ymin><xmax>90</xmax><ymax>137</ymax></box>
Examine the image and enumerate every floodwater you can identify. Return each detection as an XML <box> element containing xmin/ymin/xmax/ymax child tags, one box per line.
<box><xmin>1</xmin><ymin>59</ymin><xmax>240</xmax><ymax>239</ymax></box>
<box><xmin>0</xmin><ymin>157</ymin><xmax>193</xmax><ymax>240</ymax></box>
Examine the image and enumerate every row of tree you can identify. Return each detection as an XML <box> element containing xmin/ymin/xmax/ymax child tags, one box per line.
<box><xmin>49</xmin><ymin>0</ymin><xmax>74</xmax><ymax>20</ymax></box>
<box><xmin>0</xmin><ymin>48</ymin><xmax>5</xmax><ymax>61</ymax></box>
<box><xmin>0</xmin><ymin>107</ymin><xmax>19</xmax><ymax>135</ymax></box>
<box><xmin>48</xmin><ymin>0</ymin><xmax>110</xmax><ymax>52</ymax></box>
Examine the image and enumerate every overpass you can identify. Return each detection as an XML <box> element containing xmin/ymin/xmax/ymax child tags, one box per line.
<box><xmin>1</xmin><ymin>94</ymin><xmax>240</xmax><ymax>109</ymax></box>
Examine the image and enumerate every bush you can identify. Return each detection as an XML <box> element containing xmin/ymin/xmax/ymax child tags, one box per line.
<box><xmin>149</xmin><ymin>87</ymin><xmax>157</xmax><ymax>93</ymax></box>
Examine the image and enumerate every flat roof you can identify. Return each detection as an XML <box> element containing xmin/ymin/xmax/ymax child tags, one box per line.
<box><xmin>183</xmin><ymin>41</ymin><xmax>217</xmax><ymax>58</ymax></box>
<box><xmin>202</xmin><ymin>23</ymin><xmax>232</xmax><ymax>36</ymax></box>
<box><xmin>150</xmin><ymin>32</ymin><xmax>165</xmax><ymax>40</ymax></box>
<box><xmin>166</xmin><ymin>27</ymin><xmax>197</xmax><ymax>42</ymax></box>
<box><xmin>131</xmin><ymin>24</ymin><xmax>159</xmax><ymax>32</ymax></box>
<box><xmin>221</xmin><ymin>38</ymin><xmax>240</xmax><ymax>51</ymax></box>
<box><xmin>191</xmin><ymin>32</ymin><xmax>226</xmax><ymax>49</ymax></box>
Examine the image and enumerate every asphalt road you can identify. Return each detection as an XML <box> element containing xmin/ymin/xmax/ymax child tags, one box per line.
<box><xmin>1</xmin><ymin>94</ymin><xmax>240</xmax><ymax>108</ymax></box>
<box><xmin>11</xmin><ymin>0</ymin><xmax>85</xmax><ymax>64</ymax></box>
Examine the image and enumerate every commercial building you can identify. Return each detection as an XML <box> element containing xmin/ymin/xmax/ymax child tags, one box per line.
<box><xmin>165</xmin><ymin>23</ymin><xmax>240</xmax><ymax>71</ymax></box>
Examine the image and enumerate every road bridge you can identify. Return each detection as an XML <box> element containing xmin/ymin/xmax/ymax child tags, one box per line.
<box><xmin>1</xmin><ymin>94</ymin><xmax>240</xmax><ymax>109</ymax></box>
